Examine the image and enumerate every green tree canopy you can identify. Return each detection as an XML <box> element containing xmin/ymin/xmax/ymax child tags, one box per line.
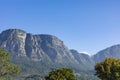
<box><xmin>95</xmin><ymin>58</ymin><xmax>120</xmax><ymax>80</ymax></box>
<box><xmin>0</xmin><ymin>48</ymin><xmax>20</xmax><ymax>79</ymax></box>
<box><xmin>45</xmin><ymin>68</ymin><xmax>77</xmax><ymax>80</ymax></box>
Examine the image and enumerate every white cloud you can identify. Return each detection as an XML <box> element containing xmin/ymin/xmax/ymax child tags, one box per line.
<box><xmin>79</xmin><ymin>51</ymin><xmax>92</xmax><ymax>56</ymax></box>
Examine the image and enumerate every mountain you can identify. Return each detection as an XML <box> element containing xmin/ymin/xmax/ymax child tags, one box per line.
<box><xmin>0</xmin><ymin>29</ymin><xmax>96</xmax><ymax>79</ymax></box>
<box><xmin>70</xmin><ymin>49</ymin><xmax>94</xmax><ymax>69</ymax></box>
<box><xmin>1</xmin><ymin>29</ymin><xmax>120</xmax><ymax>80</ymax></box>
<box><xmin>0</xmin><ymin>29</ymin><xmax>76</xmax><ymax>63</ymax></box>
<box><xmin>93</xmin><ymin>44</ymin><xmax>120</xmax><ymax>62</ymax></box>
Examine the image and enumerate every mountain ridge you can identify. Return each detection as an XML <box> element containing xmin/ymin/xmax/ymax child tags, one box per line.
<box><xmin>1</xmin><ymin>29</ymin><xmax>120</xmax><ymax>63</ymax></box>
<box><xmin>0</xmin><ymin>29</ymin><xmax>92</xmax><ymax>57</ymax></box>
<box><xmin>1</xmin><ymin>29</ymin><xmax>120</xmax><ymax>80</ymax></box>
<box><xmin>0</xmin><ymin>29</ymin><xmax>76</xmax><ymax>63</ymax></box>
<box><xmin>93</xmin><ymin>44</ymin><xmax>120</xmax><ymax>62</ymax></box>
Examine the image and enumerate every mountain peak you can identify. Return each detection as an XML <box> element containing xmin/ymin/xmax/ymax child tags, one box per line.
<box><xmin>0</xmin><ymin>29</ymin><xmax>75</xmax><ymax>63</ymax></box>
<box><xmin>1</xmin><ymin>29</ymin><xmax>26</xmax><ymax>34</ymax></box>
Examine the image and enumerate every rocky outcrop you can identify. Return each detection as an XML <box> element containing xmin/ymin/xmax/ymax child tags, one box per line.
<box><xmin>0</xmin><ymin>29</ymin><xmax>76</xmax><ymax>64</ymax></box>
<box><xmin>0</xmin><ymin>29</ymin><xmax>27</xmax><ymax>57</ymax></box>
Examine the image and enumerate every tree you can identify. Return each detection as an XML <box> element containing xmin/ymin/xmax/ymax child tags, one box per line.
<box><xmin>0</xmin><ymin>48</ymin><xmax>20</xmax><ymax>79</ymax></box>
<box><xmin>95</xmin><ymin>58</ymin><xmax>120</xmax><ymax>80</ymax></box>
<box><xmin>45</xmin><ymin>68</ymin><xmax>77</xmax><ymax>80</ymax></box>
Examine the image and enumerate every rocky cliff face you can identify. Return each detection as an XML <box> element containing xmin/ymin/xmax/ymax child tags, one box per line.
<box><xmin>0</xmin><ymin>29</ymin><xmax>76</xmax><ymax>64</ymax></box>
<box><xmin>0</xmin><ymin>29</ymin><xmax>27</xmax><ymax>57</ymax></box>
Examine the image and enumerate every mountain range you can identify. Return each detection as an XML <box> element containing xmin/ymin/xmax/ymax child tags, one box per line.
<box><xmin>0</xmin><ymin>29</ymin><xmax>120</xmax><ymax>80</ymax></box>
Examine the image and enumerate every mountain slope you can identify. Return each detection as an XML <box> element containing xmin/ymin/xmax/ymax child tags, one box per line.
<box><xmin>70</xmin><ymin>49</ymin><xmax>94</xmax><ymax>69</ymax></box>
<box><xmin>93</xmin><ymin>44</ymin><xmax>120</xmax><ymax>62</ymax></box>
<box><xmin>0</xmin><ymin>29</ymin><xmax>95</xmax><ymax>79</ymax></box>
<box><xmin>0</xmin><ymin>29</ymin><xmax>76</xmax><ymax>64</ymax></box>
<box><xmin>1</xmin><ymin>29</ymin><xmax>120</xmax><ymax>80</ymax></box>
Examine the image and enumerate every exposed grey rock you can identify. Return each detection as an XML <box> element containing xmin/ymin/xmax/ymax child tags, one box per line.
<box><xmin>0</xmin><ymin>29</ymin><xmax>76</xmax><ymax>64</ymax></box>
<box><xmin>0</xmin><ymin>29</ymin><xmax>27</xmax><ymax>57</ymax></box>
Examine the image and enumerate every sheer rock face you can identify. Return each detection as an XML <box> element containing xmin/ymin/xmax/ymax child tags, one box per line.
<box><xmin>0</xmin><ymin>29</ymin><xmax>76</xmax><ymax>63</ymax></box>
<box><xmin>0</xmin><ymin>29</ymin><xmax>27</xmax><ymax>57</ymax></box>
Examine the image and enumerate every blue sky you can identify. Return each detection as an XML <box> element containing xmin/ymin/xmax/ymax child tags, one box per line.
<box><xmin>0</xmin><ymin>0</ymin><xmax>120</xmax><ymax>55</ymax></box>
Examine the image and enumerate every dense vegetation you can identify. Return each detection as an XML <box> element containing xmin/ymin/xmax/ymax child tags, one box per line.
<box><xmin>0</xmin><ymin>48</ymin><xmax>99</xmax><ymax>80</ymax></box>
<box><xmin>95</xmin><ymin>58</ymin><xmax>120</xmax><ymax>80</ymax></box>
<box><xmin>12</xmin><ymin>59</ymin><xmax>99</xmax><ymax>80</ymax></box>
<box><xmin>0</xmin><ymin>48</ymin><xmax>20</xmax><ymax>80</ymax></box>
<box><xmin>4</xmin><ymin>49</ymin><xmax>120</xmax><ymax>80</ymax></box>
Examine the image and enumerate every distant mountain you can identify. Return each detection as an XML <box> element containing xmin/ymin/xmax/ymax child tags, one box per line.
<box><xmin>93</xmin><ymin>44</ymin><xmax>120</xmax><ymax>62</ymax></box>
<box><xmin>1</xmin><ymin>29</ymin><xmax>120</xmax><ymax>80</ymax></box>
<box><xmin>0</xmin><ymin>29</ymin><xmax>95</xmax><ymax>79</ymax></box>
<box><xmin>0</xmin><ymin>29</ymin><xmax>76</xmax><ymax>64</ymax></box>
<box><xmin>70</xmin><ymin>49</ymin><xmax>94</xmax><ymax>69</ymax></box>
